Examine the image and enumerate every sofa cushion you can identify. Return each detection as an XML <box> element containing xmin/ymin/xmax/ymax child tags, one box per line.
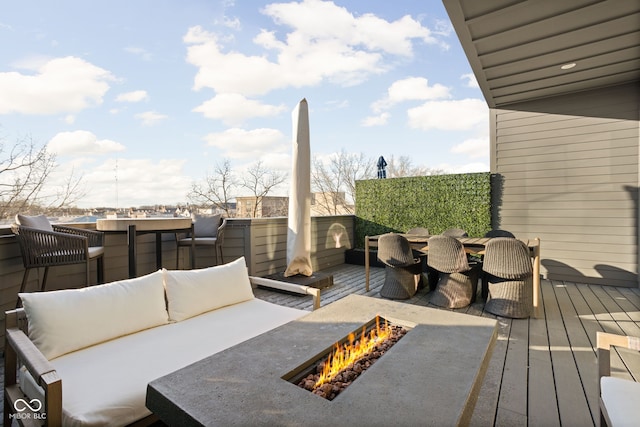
<box><xmin>16</xmin><ymin>214</ymin><xmax>53</xmax><ymax>231</ymax></box>
<box><xmin>19</xmin><ymin>270</ymin><xmax>169</xmax><ymax>360</ymax></box>
<box><xmin>20</xmin><ymin>299</ymin><xmax>307</xmax><ymax>427</ymax></box>
<box><xmin>600</xmin><ymin>376</ymin><xmax>640</xmax><ymax>426</ymax></box>
<box><xmin>163</xmin><ymin>256</ymin><xmax>254</xmax><ymax>321</ymax></box>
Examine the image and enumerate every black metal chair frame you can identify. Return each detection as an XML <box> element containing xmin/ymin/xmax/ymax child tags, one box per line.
<box><xmin>11</xmin><ymin>224</ymin><xmax>104</xmax><ymax>302</ymax></box>
<box><xmin>176</xmin><ymin>217</ymin><xmax>227</xmax><ymax>269</ymax></box>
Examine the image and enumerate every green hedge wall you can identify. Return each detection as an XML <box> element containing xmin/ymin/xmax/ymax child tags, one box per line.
<box><xmin>354</xmin><ymin>173</ymin><xmax>491</xmax><ymax>247</ymax></box>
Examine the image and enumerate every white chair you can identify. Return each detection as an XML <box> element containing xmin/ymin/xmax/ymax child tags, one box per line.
<box><xmin>597</xmin><ymin>331</ymin><xmax>640</xmax><ymax>426</ymax></box>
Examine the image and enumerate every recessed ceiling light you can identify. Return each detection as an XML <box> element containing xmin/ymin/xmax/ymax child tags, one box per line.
<box><xmin>561</xmin><ymin>63</ymin><xmax>577</xmax><ymax>70</ymax></box>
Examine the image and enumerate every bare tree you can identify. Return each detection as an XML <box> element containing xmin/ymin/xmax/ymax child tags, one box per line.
<box><xmin>311</xmin><ymin>150</ymin><xmax>375</xmax><ymax>215</ymax></box>
<box><xmin>0</xmin><ymin>136</ymin><xmax>56</xmax><ymax>220</ymax></box>
<box><xmin>188</xmin><ymin>159</ymin><xmax>238</xmax><ymax>217</ymax></box>
<box><xmin>47</xmin><ymin>166</ymin><xmax>87</xmax><ymax>212</ymax></box>
<box><xmin>240</xmin><ymin>161</ymin><xmax>287</xmax><ymax>218</ymax></box>
<box><xmin>386</xmin><ymin>155</ymin><xmax>442</xmax><ymax>178</ymax></box>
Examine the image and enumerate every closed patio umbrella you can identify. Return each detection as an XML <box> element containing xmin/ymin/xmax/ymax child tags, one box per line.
<box><xmin>284</xmin><ymin>98</ymin><xmax>313</xmax><ymax>277</ymax></box>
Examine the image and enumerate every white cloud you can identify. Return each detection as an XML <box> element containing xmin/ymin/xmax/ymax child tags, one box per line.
<box><xmin>220</xmin><ymin>16</ymin><xmax>241</xmax><ymax>30</ymax></box>
<box><xmin>436</xmin><ymin>162</ymin><xmax>489</xmax><ymax>174</ymax></box>
<box><xmin>261</xmin><ymin>0</ymin><xmax>437</xmax><ymax>56</ymax></box>
<box><xmin>125</xmin><ymin>46</ymin><xmax>152</xmax><ymax>61</ymax></box>
<box><xmin>78</xmin><ymin>158</ymin><xmax>192</xmax><ymax>207</ymax></box>
<box><xmin>461</xmin><ymin>73</ymin><xmax>479</xmax><ymax>88</ymax></box>
<box><xmin>361</xmin><ymin>112</ymin><xmax>390</xmax><ymax>127</ymax></box>
<box><xmin>323</xmin><ymin>99</ymin><xmax>349</xmax><ymax>110</ymax></box>
<box><xmin>433</xmin><ymin>19</ymin><xmax>453</xmax><ymax>38</ymax></box>
<box><xmin>451</xmin><ymin>137</ymin><xmax>488</xmax><ymax>159</ymax></box>
<box><xmin>116</xmin><ymin>90</ymin><xmax>149</xmax><ymax>103</ymax></box>
<box><xmin>0</xmin><ymin>56</ymin><xmax>114</xmax><ymax>114</ymax></box>
<box><xmin>372</xmin><ymin>77</ymin><xmax>450</xmax><ymax>113</ymax></box>
<box><xmin>204</xmin><ymin>127</ymin><xmax>286</xmax><ymax>159</ymax></box>
<box><xmin>184</xmin><ymin>0</ymin><xmax>441</xmax><ymax>96</ymax></box>
<box><xmin>407</xmin><ymin>98</ymin><xmax>487</xmax><ymax>131</ymax></box>
<box><xmin>47</xmin><ymin>130</ymin><xmax>125</xmax><ymax>156</ymax></box>
<box><xmin>135</xmin><ymin>111</ymin><xmax>168</xmax><ymax>126</ymax></box>
<box><xmin>193</xmin><ymin>93</ymin><xmax>286</xmax><ymax>126</ymax></box>
<box><xmin>9</xmin><ymin>54</ymin><xmax>51</xmax><ymax>70</ymax></box>
<box><xmin>237</xmin><ymin>153</ymin><xmax>292</xmax><ymax>177</ymax></box>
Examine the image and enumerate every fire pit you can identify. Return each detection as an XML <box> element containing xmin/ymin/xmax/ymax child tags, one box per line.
<box><xmin>285</xmin><ymin>316</ymin><xmax>408</xmax><ymax>400</ymax></box>
<box><xmin>147</xmin><ymin>295</ymin><xmax>498</xmax><ymax>426</ymax></box>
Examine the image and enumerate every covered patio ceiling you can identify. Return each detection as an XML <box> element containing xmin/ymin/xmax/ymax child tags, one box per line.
<box><xmin>442</xmin><ymin>0</ymin><xmax>640</xmax><ymax>108</ymax></box>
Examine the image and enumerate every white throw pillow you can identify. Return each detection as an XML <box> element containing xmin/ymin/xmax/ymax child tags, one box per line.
<box><xmin>163</xmin><ymin>256</ymin><xmax>255</xmax><ymax>321</ymax></box>
<box><xmin>20</xmin><ymin>270</ymin><xmax>169</xmax><ymax>360</ymax></box>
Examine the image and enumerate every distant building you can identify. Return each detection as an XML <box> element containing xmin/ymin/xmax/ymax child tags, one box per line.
<box><xmin>235</xmin><ymin>196</ymin><xmax>288</xmax><ymax>218</ymax></box>
<box><xmin>197</xmin><ymin>203</ymin><xmax>237</xmax><ymax>217</ymax></box>
<box><xmin>234</xmin><ymin>193</ymin><xmax>352</xmax><ymax>218</ymax></box>
<box><xmin>311</xmin><ymin>192</ymin><xmax>353</xmax><ymax>216</ymax></box>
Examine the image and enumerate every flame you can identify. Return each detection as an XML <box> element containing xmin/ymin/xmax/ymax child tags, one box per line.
<box><xmin>314</xmin><ymin>316</ymin><xmax>391</xmax><ymax>388</ymax></box>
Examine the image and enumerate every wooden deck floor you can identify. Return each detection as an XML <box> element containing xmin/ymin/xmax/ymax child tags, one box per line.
<box><xmin>254</xmin><ymin>263</ymin><xmax>640</xmax><ymax>427</ymax></box>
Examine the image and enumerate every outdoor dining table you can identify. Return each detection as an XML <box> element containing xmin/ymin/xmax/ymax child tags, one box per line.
<box><xmin>364</xmin><ymin>233</ymin><xmax>542</xmax><ymax>318</ymax></box>
<box><xmin>96</xmin><ymin>217</ymin><xmax>193</xmax><ymax>278</ymax></box>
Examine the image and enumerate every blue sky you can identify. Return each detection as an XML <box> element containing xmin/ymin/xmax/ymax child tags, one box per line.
<box><xmin>0</xmin><ymin>0</ymin><xmax>488</xmax><ymax>209</ymax></box>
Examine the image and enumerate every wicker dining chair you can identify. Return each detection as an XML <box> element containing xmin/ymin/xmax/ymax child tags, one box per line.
<box><xmin>12</xmin><ymin>214</ymin><xmax>105</xmax><ymax>303</ymax></box>
<box><xmin>426</xmin><ymin>235</ymin><xmax>480</xmax><ymax>308</ymax></box>
<box><xmin>442</xmin><ymin>228</ymin><xmax>469</xmax><ymax>237</ymax></box>
<box><xmin>176</xmin><ymin>215</ymin><xmax>227</xmax><ymax>269</ymax></box>
<box><xmin>481</xmin><ymin>237</ymin><xmax>533</xmax><ymax>318</ymax></box>
<box><xmin>405</xmin><ymin>227</ymin><xmax>437</xmax><ymax>288</ymax></box>
<box><xmin>406</xmin><ymin>227</ymin><xmax>430</xmax><ymax>236</ymax></box>
<box><xmin>484</xmin><ymin>229</ymin><xmax>515</xmax><ymax>238</ymax></box>
<box><xmin>377</xmin><ymin>233</ymin><xmax>424</xmax><ymax>300</ymax></box>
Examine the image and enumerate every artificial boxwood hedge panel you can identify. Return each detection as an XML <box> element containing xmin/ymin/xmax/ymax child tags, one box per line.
<box><xmin>354</xmin><ymin>173</ymin><xmax>491</xmax><ymax>247</ymax></box>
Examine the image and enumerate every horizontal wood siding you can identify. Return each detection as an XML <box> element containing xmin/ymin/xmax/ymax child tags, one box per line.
<box><xmin>249</xmin><ymin>217</ymin><xmax>289</xmax><ymax>276</ymax></box>
<box><xmin>179</xmin><ymin>216</ymin><xmax>354</xmax><ymax>274</ymax></box>
<box><xmin>312</xmin><ymin>215</ymin><xmax>354</xmax><ymax>269</ymax></box>
<box><xmin>493</xmin><ymin>82</ymin><xmax>640</xmax><ymax>286</ymax></box>
<box><xmin>237</xmin><ymin>216</ymin><xmax>354</xmax><ymax>276</ymax></box>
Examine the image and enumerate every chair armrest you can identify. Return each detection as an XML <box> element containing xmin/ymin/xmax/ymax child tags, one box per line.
<box><xmin>597</xmin><ymin>331</ymin><xmax>640</xmax><ymax>378</ymax></box>
<box><xmin>249</xmin><ymin>276</ymin><xmax>321</xmax><ymax>311</ymax></box>
<box><xmin>15</xmin><ymin>226</ymin><xmax>91</xmax><ymax>267</ymax></box>
<box><xmin>4</xmin><ymin>326</ymin><xmax>62</xmax><ymax>426</ymax></box>
<box><xmin>6</xmin><ymin>328</ymin><xmax>58</xmax><ymax>389</ymax></box>
<box><xmin>596</xmin><ymin>332</ymin><xmax>640</xmax><ymax>427</ymax></box>
<box><xmin>52</xmin><ymin>225</ymin><xmax>104</xmax><ymax>246</ymax></box>
<box><xmin>216</xmin><ymin>218</ymin><xmax>227</xmax><ymax>243</ymax></box>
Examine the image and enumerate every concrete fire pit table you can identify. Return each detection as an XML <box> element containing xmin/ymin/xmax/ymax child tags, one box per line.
<box><xmin>146</xmin><ymin>294</ymin><xmax>497</xmax><ymax>426</ymax></box>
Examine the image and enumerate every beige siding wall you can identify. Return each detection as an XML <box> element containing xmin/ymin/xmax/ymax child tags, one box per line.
<box><xmin>492</xmin><ymin>82</ymin><xmax>640</xmax><ymax>287</ymax></box>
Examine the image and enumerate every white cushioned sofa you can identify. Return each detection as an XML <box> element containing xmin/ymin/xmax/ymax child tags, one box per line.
<box><xmin>4</xmin><ymin>257</ymin><xmax>319</xmax><ymax>426</ymax></box>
